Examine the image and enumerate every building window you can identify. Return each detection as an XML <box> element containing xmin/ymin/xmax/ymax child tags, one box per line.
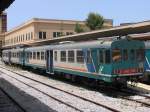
<box><xmin>61</xmin><ymin>51</ymin><xmax>66</xmax><ymax>62</ymax></box>
<box><xmin>28</xmin><ymin>33</ymin><xmax>30</xmax><ymax>40</ymax></box>
<box><xmin>68</xmin><ymin>51</ymin><xmax>74</xmax><ymax>63</ymax></box>
<box><xmin>43</xmin><ymin>32</ymin><xmax>46</xmax><ymax>39</ymax></box>
<box><xmin>26</xmin><ymin>33</ymin><xmax>28</xmax><ymax>40</ymax></box>
<box><xmin>66</xmin><ymin>32</ymin><xmax>73</xmax><ymax>35</ymax></box>
<box><xmin>39</xmin><ymin>31</ymin><xmax>46</xmax><ymax>39</ymax></box>
<box><xmin>77</xmin><ymin>50</ymin><xmax>84</xmax><ymax>63</ymax></box>
<box><xmin>53</xmin><ymin>32</ymin><xmax>63</xmax><ymax>38</ymax></box>
<box><xmin>31</xmin><ymin>32</ymin><xmax>33</xmax><ymax>39</ymax></box>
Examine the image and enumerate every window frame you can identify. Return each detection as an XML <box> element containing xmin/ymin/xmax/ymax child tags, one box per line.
<box><xmin>60</xmin><ymin>51</ymin><xmax>66</xmax><ymax>62</ymax></box>
<box><xmin>68</xmin><ymin>50</ymin><xmax>75</xmax><ymax>63</ymax></box>
<box><xmin>76</xmin><ymin>50</ymin><xmax>84</xmax><ymax>63</ymax></box>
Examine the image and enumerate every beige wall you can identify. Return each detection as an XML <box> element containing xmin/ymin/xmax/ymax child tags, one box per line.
<box><xmin>3</xmin><ymin>18</ymin><xmax>113</xmax><ymax>48</ymax></box>
<box><xmin>4</xmin><ymin>24</ymin><xmax>35</xmax><ymax>47</ymax></box>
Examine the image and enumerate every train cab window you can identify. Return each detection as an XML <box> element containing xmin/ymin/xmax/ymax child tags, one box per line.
<box><xmin>105</xmin><ymin>50</ymin><xmax>111</xmax><ymax>64</ymax></box>
<box><xmin>87</xmin><ymin>50</ymin><xmax>92</xmax><ymax>63</ymax></box>
<box><xmin>68</xmin><ymin>50</ymin><xmax>75</xmax><ymax>63</ymax></box>
<box><xmin>77</xmin><ymin>50</ymin><xmax>84</xmax><ymax>63</ymax></box>
<box><xmin>37</xmin><ymin>52</ymin><xmax>40</xmax><ymax>59</ymax></box>
<box><xmin>54</xmin><ymin>51</ymin><xmax>57</xmax><ymax>61</ymax></box>
<box><xmin>41</xmin><ymin>52</ymin><xmax>45</xmax><ymax>60</ymax></box>
<box><xmin>112</xmin><ymin>49</ymin><xmax>121</xmax><ymax>62</ymax></box>
<box><xmin>99</xmin><ymin>50</ymin><xmax>103</xmax><ymax>63</ymax></box>
<box><xmin>130</xmin><ymin>49</ymin><xmax>135</xmax><ymax>61</ymax></box>
<box><xmin>61</xmin><ymin>51</ymin><xmax>66</xmax><ymax>62</ymax></box>
<box><xmin>123</xmin><ymin>49</ymin><xmax>128</xmax><ymax>61</ymax></box>
<box><xmin>136</xmin><ymin>49</ymin><xmax>144</xmax><ymax>62</ymax></box>
<box><xmin>33</xmin><ymin>52</ymin><xmax>36</xmax><ymax>59</ymax></box>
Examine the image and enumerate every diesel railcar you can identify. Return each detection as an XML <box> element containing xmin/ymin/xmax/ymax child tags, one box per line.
<box><xmin>143</xmin><ymin>41</ymin><xmax>150</xmax><ymax>82</ymax></box>
<box><xmin>2</xmin><ymin>39</ymin><xmax>145</xmax><ymax>85</ymax></box>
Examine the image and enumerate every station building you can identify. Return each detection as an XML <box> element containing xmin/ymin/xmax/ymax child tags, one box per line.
<box><xmin>2</xmin><ymin>18</ymin><xmax>113</xmax><ymax>48</ymax></box>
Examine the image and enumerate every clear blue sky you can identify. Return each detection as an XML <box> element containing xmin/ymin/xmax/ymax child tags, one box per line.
<box><xmin>6</xmin><ymin>0</ymin><xmax>150</xmax><ymax>30</ymax></box>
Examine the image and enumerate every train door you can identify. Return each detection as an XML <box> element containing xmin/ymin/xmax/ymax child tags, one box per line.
<box><xmin>8</xmin><ymin>51</ymin><xmax>11</xmax><ymax>64</ymax></box>
<box><xmin>46</xmin><ymin>50</ymin><xmax>53</xmax><ymax>74</ymax></box>
<box><xmin>85</xmin><ymin>49</ymin><xmax>96</xmax><ymax>73</ymax></box>
<box><xmin>98</xmin><ymin>49</ymin><xmax>111</xmax><ymax>75</ymax></box>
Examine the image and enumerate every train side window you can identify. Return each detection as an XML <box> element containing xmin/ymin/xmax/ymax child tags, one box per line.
<box><xmin>105</xmin><ymin>50</ymin><xmax>110</xmax><ymax>64</ymax></box>
<box><xmin>33</xmin><ymin>52</ymin><xmax>36</xmax><ymax>59</ymax></box>
<box><xmin>99</xmin><ymin>50</ymin><xmax>103</xmax><ymax>63</ymax></box>
<box><xmin>136</xmin><ymin>49</ymin><xmax>144</xmax><ymax>62</ymax></box>
<box><xmin>68</xmin><ymin>50</ymin><xmax>74</xmax><ymax>63</ymax></box>
<box><xmin>29</xmin><ymin>52</ymin><xmax>32</xmax><ymax>59</ymax></box>
<box><xmin>77</xmin><ymin>50</ymin><xmax>84</xmax><ymax>63</ymax></box>
<box><xmin>41</xmin><ymin>52</ymin><xmax>45</xmax><ymax>60</ymax></box>
<box><xmin>61</xmin><ymin>51</ymin><xmax>66</xmax><ymax>62</ymax></box>
<box><xmin>54</xmin><ymin>51</ymin><xmax>57</xmax><ymax>61</ymax></box>
<box><xmin>37</xmin><ymin>52</ymin><xmax>40</xmax><ymax>59</ymax></box>
<box><xmin>130</xmin><ymin>49</ymin><xmax>135</xmax><ymax>61</ymax></box>
<box><xmin>87</xmin><ymin>50</ymin><xmax>92</xmax><ymax>63</ymax></box>
<box><xmin>112</xmin><ymin>49</ymin><xmax>121</xmax><ymax>62</ymax></box>
<box><xmin>27</xmin><ymin>52</ymin><xmax>29</xmax><ymax>58</ymax></box>
<box><xmin>123</xmin><ymin>49</ymin><xmax>128</xmax><ymax>61</ymax></box>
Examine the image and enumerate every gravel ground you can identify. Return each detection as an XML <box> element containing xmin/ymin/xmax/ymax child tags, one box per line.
<box><xmin>0</xmin><ymin>63</ymin><xmax>150</xmax><ymax>112</ymax></box>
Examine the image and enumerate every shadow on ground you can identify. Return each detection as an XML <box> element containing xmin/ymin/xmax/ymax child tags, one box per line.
<box><xmin>0</xmin><ymin>78</ymin><xmax>57</xmax><ymax>112</ymax></box>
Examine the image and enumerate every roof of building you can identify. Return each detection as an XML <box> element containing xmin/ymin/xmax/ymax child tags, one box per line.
<box><xmin>6</xmin><ymin>18</ymin><xmax>113</xmax><ymax>35</ymax></box>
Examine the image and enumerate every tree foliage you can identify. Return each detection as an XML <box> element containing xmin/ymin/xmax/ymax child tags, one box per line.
<box><xmin>86</xmin><ymin>13</ymin><xmax>104</xmax><ymax>30</ymax></box>
<box><xmin>74</xmin><ymin>23</ymin><xmax>84</xmax><ymax>33</ymax></box>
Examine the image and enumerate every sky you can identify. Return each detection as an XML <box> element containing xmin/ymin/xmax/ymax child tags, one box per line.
<box><xmin>6</xmin><ymin>0</ymin><xmax>150</xmax><ymax>30</ymax></box>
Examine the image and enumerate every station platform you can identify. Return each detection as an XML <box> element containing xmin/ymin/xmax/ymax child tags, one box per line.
<box><xmin>128</xmin><ymin>82</ymin><xmax>150</xmax><ymax>93</ymax></box>
<box><xmin>0</xmin><ymin>78</ymin><xmax>56</xmax><ymax>112</ymax></box>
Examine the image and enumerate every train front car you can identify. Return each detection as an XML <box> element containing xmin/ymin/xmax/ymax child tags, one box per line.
<box><xmin>143</xmin><ymin>41</ymin><xmax>150</xmax><ymax>83</ymax></box>
<box><xmin>109</xmin><ymin>39</ymin><xmax>145</xmax><ymax>86</ymax></box>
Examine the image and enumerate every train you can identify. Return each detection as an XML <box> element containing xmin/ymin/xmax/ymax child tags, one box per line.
<box><xmin>143</xmin><ymin>41</ymin><xmax>150</xmax><ymax>83</ymax></box>
<box><xmin>2</xmin><ymin>38</ymin><xmax>145</xmax><ymax>86</ymax></box>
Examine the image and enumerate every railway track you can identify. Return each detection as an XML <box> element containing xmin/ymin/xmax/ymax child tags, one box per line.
<box><xmin>118</xmin><ymin>89</ymin><xmax>150</xmax><ymax>107</ymax></box>
<box><xmin>1</xmin><ymin>65</ymin><xmax>150</xmax><ymax>111</ymax></box>
<box><xmin>0</xmin><ymin>66</ymin><xmax>120</xmax><ymax>112</ymax></box>
<box><xmin>0</xmin><ymin>84</ymin><xmax>27</xmax><ymax>112</ymax></box>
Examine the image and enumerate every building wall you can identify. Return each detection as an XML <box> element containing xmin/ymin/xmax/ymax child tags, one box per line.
<box><xmin>4</xmin><ymin>24</ymin><xmax>35</xmax><ymax>47</ymax></box>
<box><xmin>3</xmin><ymin>18</ymin><xmax>113</xmax><ymax>48</ymax></box>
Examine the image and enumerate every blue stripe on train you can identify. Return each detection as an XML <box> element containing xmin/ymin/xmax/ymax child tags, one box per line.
<box><xmin>83</xmin><ymin>49</ymin><xmax>95</xmax><ymax>73</ymax></box>
<box><xmin>145</xmin><ymin>57</ymin><xmax>150</xmax><ymax>72</ymax></box>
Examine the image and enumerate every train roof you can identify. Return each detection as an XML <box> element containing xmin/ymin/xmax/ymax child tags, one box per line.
<box><xmin>2</xmin><ymin>48</ymin><xmax>24</xmax><ymax>52</ymax></box>
<box><xmin>25</xmin><ymin>40</ymin><xmax>113</xmax><ymax>51</ymax></box>
<box><xmin>25</xmin><ymin>38</ymin><xmax>142</xmax><ymax>51</ymax></box>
